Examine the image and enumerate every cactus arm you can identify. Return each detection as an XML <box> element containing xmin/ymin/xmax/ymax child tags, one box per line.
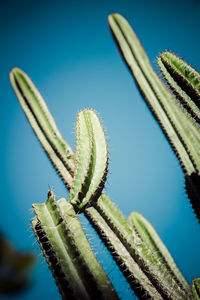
<box><xmin>159</xmin><ymin>52</ymin><xmax>200</xmax><ymax>108</ymax></box>
<box><xmin>85</xmin><ymin>206</ymin><xmax>163</xmax><ymax>300</ymax></box>
<box><xmin>108</xmin><ymin>13</ymin><xmax>200</xmax><ymax>176</ymax></box>
<box><xmin>9</xmin><ymin>68</ymin><xmax>75</xmax><ymax>189</ymax></box>
<box><xmin>157</xmin><ymin>53</ymin><xmax>200</xmax><ymax>165</ymax></box>
<box><xmin>158</xmin><ymin>53</ymin><xmax>200</xmax><ymax>123</ymax></box>
<box><xmin>95</xmin><ymin>195</ymin><xmax>192</xmax><ymax>299</ymax></box>
<box><xmin>69</xmin><ymin>110</ymin><xmax>93</xmax><ymax>208</ymax></box>
<box><xmin>128</xmin><ymin>212</ymin><xmax>191</xmax><ymax>298</ymax></box>
<box><xmin>70</xmin><ymin>110</ymin><xmax>108</xmax><ymax>212</ymax></box>
<box><xmin>32</xmin><ymin>191</ymin><xmax>118</xmax><ymax>300</ymax></box>
<box><xmin>192</xmin><ymin>278</ymin><xmax>200</xmax><ymax>300</ymax></box>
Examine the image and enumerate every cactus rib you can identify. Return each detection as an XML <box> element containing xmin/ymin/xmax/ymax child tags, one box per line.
<box><xmin>32</xmin><ymin>191</ymin><xmax>118</xmax><ymax>300</ymax></box>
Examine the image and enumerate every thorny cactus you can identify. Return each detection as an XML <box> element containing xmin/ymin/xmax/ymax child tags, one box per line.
<box><xmin>108</xmin><ymin>13</ymin><xmax>200</xmax><ymax>221</ymax></box>
<box><xmin>9</xmin><ymin>13</ymin><xmax>200</xmax><ymax>300</ymax></box>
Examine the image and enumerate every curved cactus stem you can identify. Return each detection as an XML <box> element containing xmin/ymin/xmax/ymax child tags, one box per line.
<box><xmin>9</xmin><ymin>68</ymin><xmax>75</xmax><ymax>189</ymax></box>
<box><xmin>70</xmin><ymin>109</ymin><xmax>108</xmax><ymax>212</ymax></box>
<box><xmin>192</xmin><ymin>278</ymin><xmax>200</xmax><ymax>300</ymax></box>
<box><xmin>108</xmin><ymin>13</ymin><xmax>200</xmax><ymax>176</ymax></box>
<box><xmin>32</xmin><ymin>191</ymin><xmax>118</xmax><ymax>300</ymax></box>
<box><xmin>128</xmin><ymin>212</ymin><xmax>192</xmax><ymax>299</ymax></box>
<box><xmin>158</xmin><ymin>53</ymin><xmax>200</xmax><ymax>124</ymax></box>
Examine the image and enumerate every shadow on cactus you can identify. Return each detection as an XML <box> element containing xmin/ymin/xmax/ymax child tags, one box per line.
<box><xmin>9</xmin><ymin>13</ymin><xmax>200</xmax><ymax>300</ymax></box>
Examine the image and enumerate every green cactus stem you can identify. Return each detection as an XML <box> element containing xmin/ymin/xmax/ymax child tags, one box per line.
<box><xmin>9</xmin><ymin>68</ymin><xmax>74</xmax><ymax>189</ymax></box>
<box><xmin>157</xmin><ymin>53</ymin><xmax>200</xmax><ymax>221</ymax></box>
<box><xmin>93</xmin><ymin>195</ymin><xmax>191</xmax><ymax>299</ymax></box>
<box><xmin>158</xmin><ymin>52</ymin><xmax>200</xmax><ymax>123</ymax></box>
<box><xmin>108</xmin><ymin>13</ymin><xmax>200</xmax><ymax>221</ymax></box>
<box><xmin>128</xmin><ymin>212</ymin><xmax>192</xmax><ymax>299</ymax></box>
<box><xmin>85</xmin><ymin>206</ymin><xmax>163</xmax><ymax>300</ymax></box>
<box><xmin>69</xmin><ymin>109</ymin><xmax>108</xmax><ymax>212</ymax></box>
<box><xmin>159</xmin><ymin>52</ymin><xmax>200</xmax><ymax>105</ymax></box>
<box><xmin>32</xmin><ymin>190</ymin><xmax>118</xmax><ymax>300</ymax></box>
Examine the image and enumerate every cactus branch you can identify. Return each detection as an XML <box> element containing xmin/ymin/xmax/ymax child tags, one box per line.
<box><xmin>94</xmin><ymin>196</ymin><xmax>191</xmax><ymax>299</ymax></box>
<box><xmin>158</xmin><ymin>52</ymin><xmax>200</xmax><ymax>124</ymax></box>
<box><xmin>9</xmin><ymin>68</ymin><xmax>74</xmax><ymax>189</ymax></box>
<box><xmin>85</xmin><ymin>206</ymin><xmax>163</xmax><ymax>300</ymax></box>
<box><xmin>108</xmin><ymin>13</ymin><xmax>200</xmax><ymax>221</ymax></box>
<box><xmin>32</xmin><ymin>191</ymin><xmax>118</xmax><ymax>300</ymax></box>
<box><xmin>70</xmin><ymin>109</ymin><xmax>108</xmax><ymax>212</ymax></box>
<box><xmin>128</xmin><ymin>212</ymin><xmax>192</xmax><ymax>299</ymax></box>
<box><xmin>108</xmin><ymin>13</ymin><xmax>200</xmax><ymax>175</ymax></box>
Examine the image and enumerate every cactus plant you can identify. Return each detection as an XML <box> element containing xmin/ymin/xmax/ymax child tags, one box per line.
<box><xmin>9</xmin><ymin>13</ymin><xmax>200</xmax><ymax>300</ymax></box>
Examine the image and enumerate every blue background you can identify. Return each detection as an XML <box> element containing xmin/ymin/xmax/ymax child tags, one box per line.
<box><xmin>0</xmin><ymin>0</ymin><xmax>200</xmax><ymax>299</ymax></box>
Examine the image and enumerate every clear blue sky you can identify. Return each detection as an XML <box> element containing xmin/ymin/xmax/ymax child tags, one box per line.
<box><xmin>0</xmin><ymin>0</ymin><xmax>200</xmax><ymax>299</ymax></box>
